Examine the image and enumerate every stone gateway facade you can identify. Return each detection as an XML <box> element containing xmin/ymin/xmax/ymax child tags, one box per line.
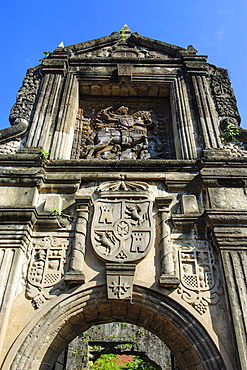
<box><xmin>0</xmin><ymin>26</ymin><xmax>246</xmax><ymax>369</ymax></box>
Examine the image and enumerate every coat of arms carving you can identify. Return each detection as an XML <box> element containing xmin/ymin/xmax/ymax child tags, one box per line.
<box><xmin>26</xmin><ymin>235</ymin><xmax>69</xmax><ymax>308</ymax></box>
<box><xmin>92</xmin><ymin>198</ymin><xmax>153</xmax><ymax>262</ymax></box>
<box><xmin>91</xmin><ymin>180</ymin><xmax>154</xmax><ymax>300</ymax></box>
<box><xmin>176</xmin><ymin>239</ymin><xmax>223</xmax><ymax>315</ymax></box>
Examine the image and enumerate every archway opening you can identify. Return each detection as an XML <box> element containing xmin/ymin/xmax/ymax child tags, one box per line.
<box><xmin>52</xmin><ymin>322</ymin><xmax>181</xmax><ymax>370</ymax></box>
<box><xmin>6</xmin><ymin>285</ymin><xmax>225</xmax><ymax>370</ymax></box>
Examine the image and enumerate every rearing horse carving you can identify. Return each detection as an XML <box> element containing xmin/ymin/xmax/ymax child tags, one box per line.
<box><xmin>86</xmin><ymin>106</ymin><xmax>153</xmax><ymax>159</ymax></box>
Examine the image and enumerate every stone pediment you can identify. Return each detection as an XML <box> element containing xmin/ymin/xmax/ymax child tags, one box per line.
<box><xmin>64</xmin><ymin>30</ymin><xmax>198</xmax><ymax>60</ymax></box>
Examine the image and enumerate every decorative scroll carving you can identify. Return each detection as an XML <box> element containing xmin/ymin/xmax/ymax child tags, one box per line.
<box><xmin>71</xmin><ymin>99</ymin><xmax>174</xmax><ymax>160</ymax></box>
<box><xmin>176</xmin><ymin>239</ymin><xmax>223</xmax><ymax>315</ymax></box>
<box><xmin>26</xmin><ymin>236</ymin><xmax>69</xmax><ymax>308</ymax></box>
<box><xmin>9</xmin><ymin>66</ymin><xmax>42</xmax><ymax>125</ymax></box>
<box><xmin>209</xmin><ymin>67</ymin><xmax>240</xmax><ymax>123</ymax></box>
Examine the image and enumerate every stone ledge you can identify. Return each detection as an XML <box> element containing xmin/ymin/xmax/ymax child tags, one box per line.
<box><xmin>159</xmin><ymin>274</ymin><xmax>180</xmax><ymax>288</ymax></box>
<box><xmin>64</xmin><ymin>271</ymin><xmax>85</xmax><ymax>285</ymax></box>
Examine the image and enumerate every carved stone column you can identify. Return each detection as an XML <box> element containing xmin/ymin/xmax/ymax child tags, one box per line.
<box><xmin>157</xmin><ymin>197</ymin><xmax>180</xmax><ymax>287</ymax></box>
<box><xmin>65</xmin><ymin>196</ymin><xmax>91</xmax><ymax>284</ymax></box>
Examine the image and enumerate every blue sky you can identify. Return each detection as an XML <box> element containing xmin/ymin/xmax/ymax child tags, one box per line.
<box><xmin>0</xmin><ymin>0</ymin><xmax>246</xmax><ymax>129</ymax></box>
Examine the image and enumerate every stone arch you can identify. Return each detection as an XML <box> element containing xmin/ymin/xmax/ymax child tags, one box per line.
<box><xmin>3</xmin><ymin>284</ymin><xmax>225</xmax><ymax>370</ymax></box>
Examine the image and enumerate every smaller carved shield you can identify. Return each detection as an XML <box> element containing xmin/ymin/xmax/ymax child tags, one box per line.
<box><xmin>27</xmin><ymin>236</ymin><xmax>67</xmax><ymax>289</ymax></box>
<box><xmin>91</xmin><ymin>198</ymin><xmax>154</xmax><ymax>262</ymax></box>
<box><xmin>118</xmin><ymin>116</ymin><xmax>134</xmax><ymax>128</ymax></box>
<box><xmin>179</xmin><ymin>250</ymin><xmax>215</xmax><ymax>292</ymax></box>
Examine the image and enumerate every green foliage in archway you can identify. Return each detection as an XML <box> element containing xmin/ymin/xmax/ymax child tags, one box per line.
<box><xmin>126</xmin><ymin>356</ymin><xmax>156</xmax><ymax>370</ymax></box>
<box><xmin>90</xmin><ymin>354</ymin><xmax>156</xmax><ymax>370</ymax></box>
<box><xmin>90</xmin><ymin>354</ymin><xmax>121</xmax><ymax>370</ymax></box>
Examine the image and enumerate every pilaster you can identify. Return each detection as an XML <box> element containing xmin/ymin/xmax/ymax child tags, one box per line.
<box><xmin>191</xmin><ymin>75</ymin><xmax>221</xmax><ymax>149</ymax></box>
<box><xmin>65</xmin><ymin>196</ymin><xmax>91</xmax><ymax>284</ymax></box>
<box><xmin>202</xmin><ymin>156</ymin><xmax>247</xmax><ymax>370</ymax></box>
<box><xmin>170</xmin><ymin>76</ymin><xmax>197</xmax><ymax>159</ymax></box>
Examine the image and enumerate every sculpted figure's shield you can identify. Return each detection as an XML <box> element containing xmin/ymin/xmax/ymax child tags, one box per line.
<box><xmin>118</xmin><ymin>116</ymin><xmax>134</xmax><ymax>128</ymax></box>
<box><xmin>91</xmin><ymin>198</ymin><xmax>154</xmax><ymax>262</ymax></box>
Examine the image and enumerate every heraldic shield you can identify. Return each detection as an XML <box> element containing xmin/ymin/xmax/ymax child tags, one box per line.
<box><xmin>179</xmin><ymin>249</ymin><xmax>215</xmax><ymax>292</ymax></box>
<box><xmin>91</xmin><ymin>197</ymin><xmax>154</xmax><ymax>262</ymax></box>
<box><xmin>27</xmin><ymin>236</ymin><xmax>66</xmax><ymax>290</ymax></box>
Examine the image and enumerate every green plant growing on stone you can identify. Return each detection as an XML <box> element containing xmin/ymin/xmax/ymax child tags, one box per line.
<box><xmin>38</xmin><ymin>149</ymin><xmax>50</xmax><ymax>161</ymax></box>
<box><xmin>120</xmin><ymin>26</ymin><xmax>127</xmax><ymax>40</ymax></box>
<box><xmin>39</xmin><ymin>51</ymin><xmax>51</xmax><ymax>62</ymax></box>
<box><xmin>137</xmin><ymin>329</ymin><xmax>145</xmax><ymax>336</ymax></box>
<box><xmin>223</xmin><ymin>124</ymin><xmax>240</xmax><ymax>142</ymax></box>
<box><xmin>118</xmin><ymin>342</ymin><xmax>134</xmax><ymax>351</ymax></box>
<box><xmin>51</xmin><ymin>207</ymin><xmax>61</xmax><ymax>216</ymax></box>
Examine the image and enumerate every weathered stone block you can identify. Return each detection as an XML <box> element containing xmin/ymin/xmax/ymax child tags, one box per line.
<box><xmin>181</xmin><ymin>194</ymin><xmax>199</xmax><ymax>214</ymax></box>
<box><xmin>43</xmin><ymin>194</ymin><xmax>62</xmax><ymax>213</ymax></box>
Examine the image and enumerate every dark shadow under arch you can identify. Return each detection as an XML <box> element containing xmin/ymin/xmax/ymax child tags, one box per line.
<box><xmin>3</xmin><ymin>284</ymin><xmax>226</xmax><ymax>370</ymax></box>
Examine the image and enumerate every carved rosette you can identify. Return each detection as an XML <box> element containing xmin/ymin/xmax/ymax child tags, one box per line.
<box><xmin>91</xmin><ymin>180</ymin><xmax>154</xmax><ymax>300</ymax></box>
<box><xmin>177</xmin><ymin>239</ymin><xmax>223</xmax><ymax>315</ymax></box>
<box><xmin>26</xmin><ymin>235</ymin><xmax>69</xmax><ymax>309</ymax></box>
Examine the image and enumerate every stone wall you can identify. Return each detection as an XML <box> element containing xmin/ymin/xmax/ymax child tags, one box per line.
<box><xmin>53</xmin><ymin>322</ymin><xmax>179</xmax><ymax>370</ymax></box>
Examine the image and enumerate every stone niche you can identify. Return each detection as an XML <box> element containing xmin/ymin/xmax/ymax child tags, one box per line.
<box><xmin>71</xmin><ymin>91</ymin><xmax>175</xmax><ymax>161</ymax></box>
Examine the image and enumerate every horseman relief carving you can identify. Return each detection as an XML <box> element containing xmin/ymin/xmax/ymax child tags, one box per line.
<box><xmin>76</xmin><ymin>106</ymin><xmax>156</xmax><ymax>160</ymax></box>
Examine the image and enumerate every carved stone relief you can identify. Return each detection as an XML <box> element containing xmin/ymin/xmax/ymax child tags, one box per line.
<box><xmin>91</xmin><ymin>181</ymin><xmax>154</xmax><ymax>263</ymax></box>
<box><xmin>9</xmin><ymin>66</ymin><xmax>42</xmax><ymax>125</ymax></box>
<box><xmin>222</xmin><ymin>142</ymin><xmax>247</xmax><ymax>157</ymax></box>
<box><xmin>72</xmin><ymin>39</ymin><xmax>172</xmax><ymax>60</ymax></box>
<box><xmin>91</xmin><ymin>180</ymin><xmax>154</xmax><ymax>300</ymax></box>
<box><xmin>175</xmin><ymin>238</ymin><xmax>223</xmax><ymax>315</ymax></box>
<box><xmin>71</xmin><ymin>98</ymin><xmax>174</xmax><ymax>160</ymax></box>
<box><xmin>0</xmin><ymin>139</ymin><xmax>21</xmax><ymax>155</ymax></box>
<box><xmin>209</xmin><ymin>67</ymin><xmax>240</xmax><ymax>123</ymax></box>
<box><xmin>26</xmin><ymin>235</ymin><xmax>70</xmax><ymax>308</ymax></box>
